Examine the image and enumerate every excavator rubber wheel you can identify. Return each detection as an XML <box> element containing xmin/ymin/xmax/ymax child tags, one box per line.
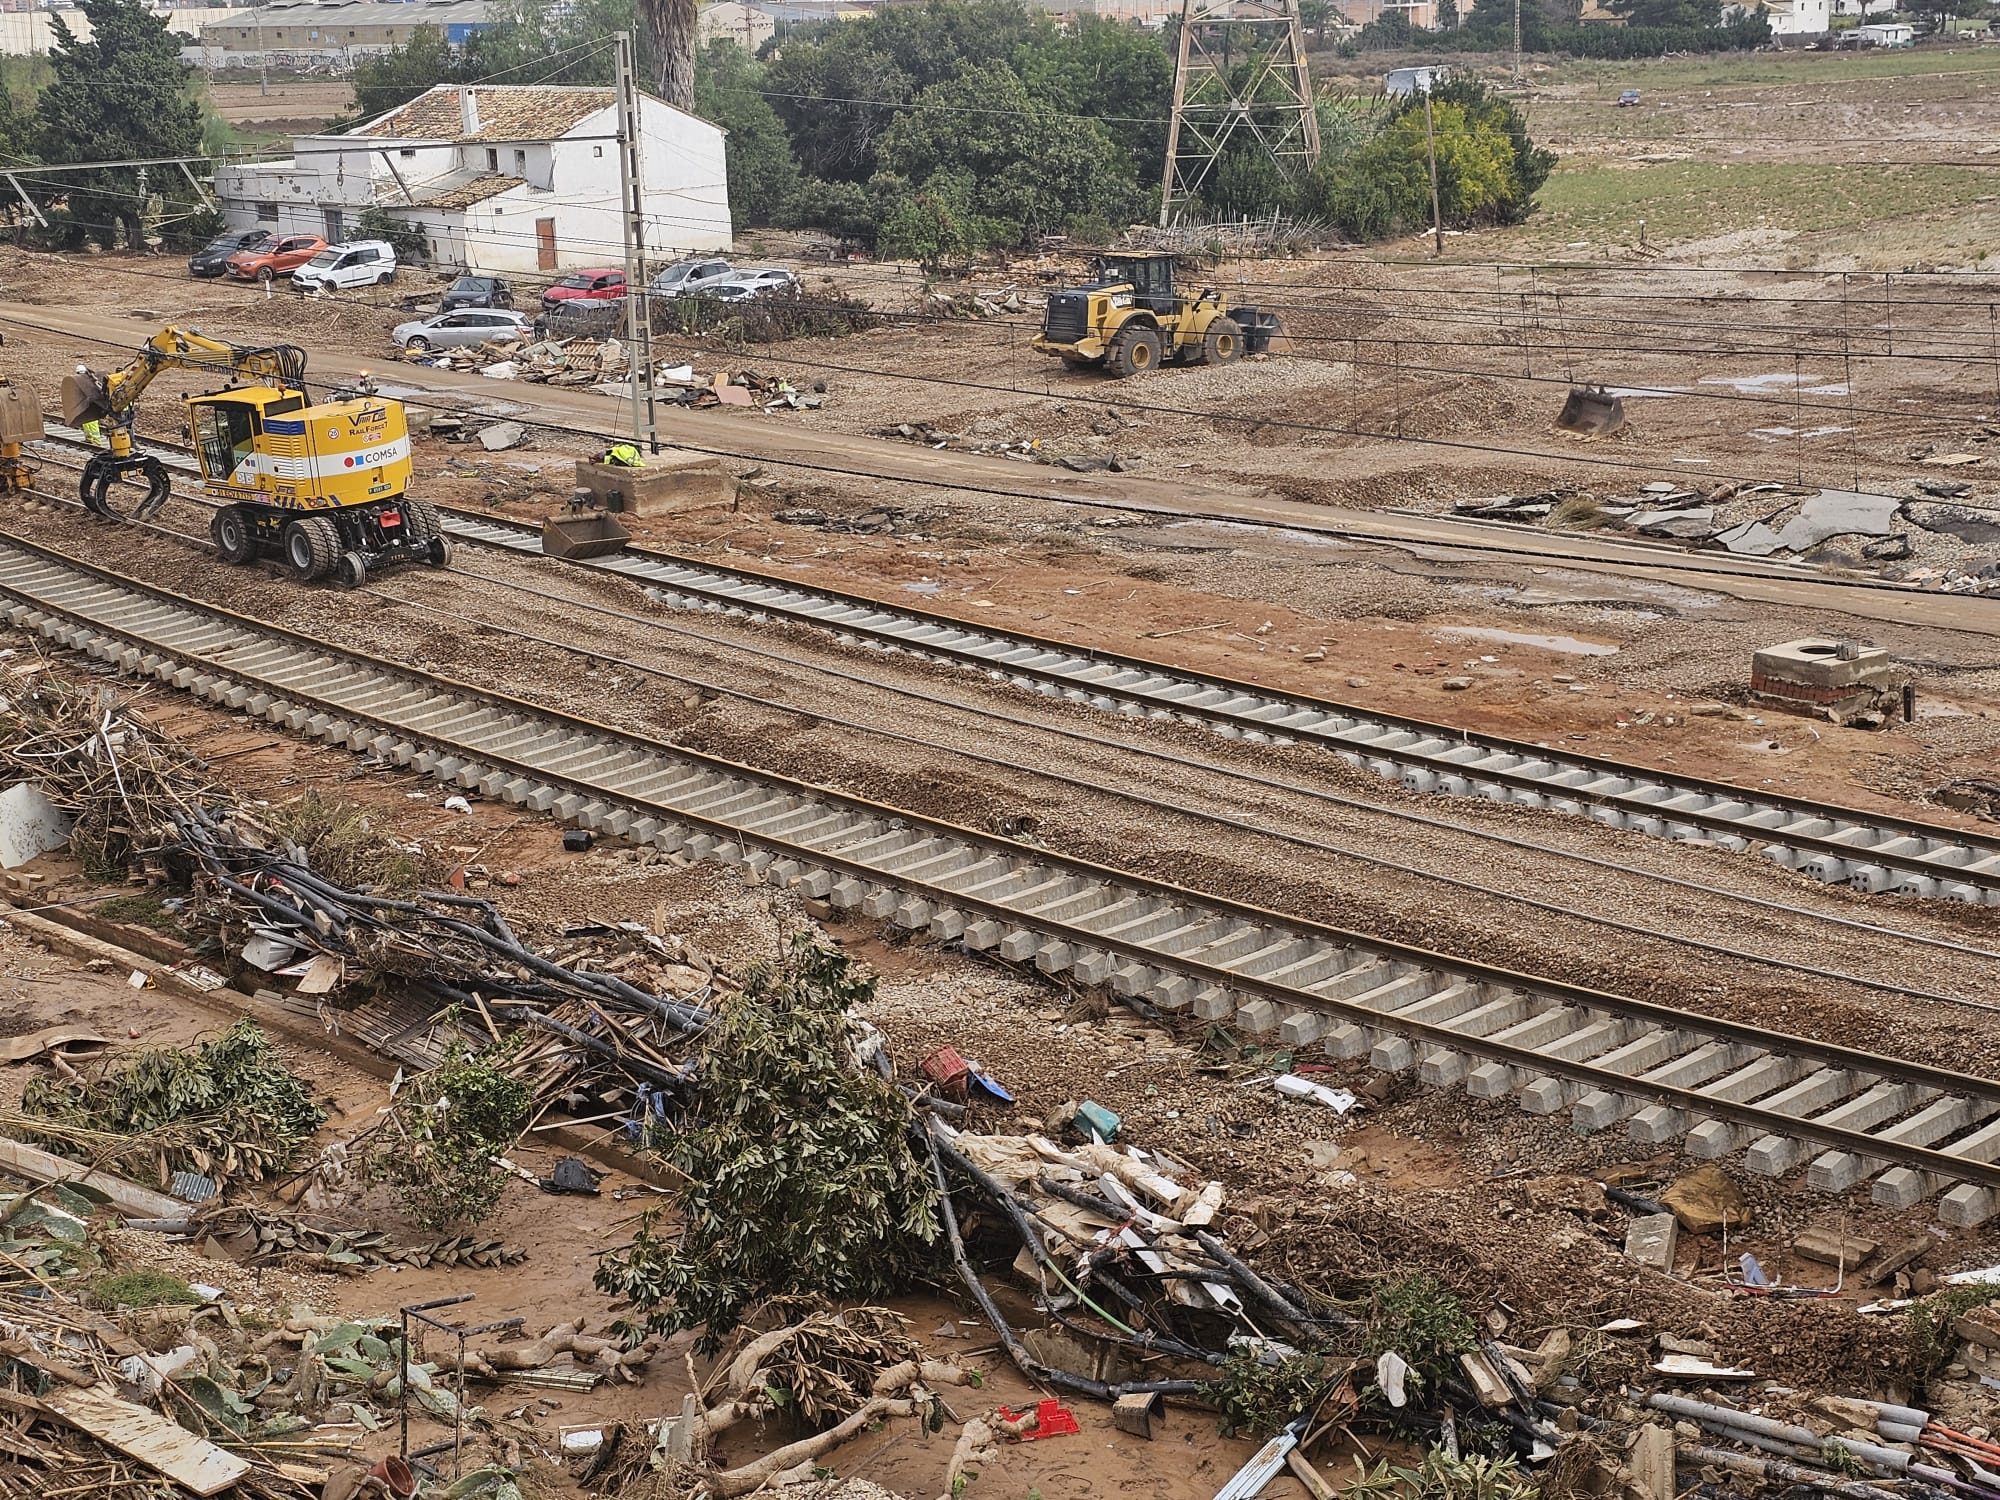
<box><xmin>335</xmin><ymin>550</ymin><xmax>368</xmax><ymax>591</ymax></box>
<box><xmin>282</xmin><ymin>516</ymin><xmax>341</xmax><ymax>582</ymax></box>
<box><xmin>1202</xmin><ymin>317</ymin><xmax>1243</xmax><ymax>366</ymax></box>
<box><xmin>405</xmin><ymin>496</ymin><xmax>443</xmax><ymax>543</ymax></box>
<box><xmin>212</xmin><ymin>505</ymin><xmax>256</xmax><ymax>565</ymax></box>
<box><xmin>1106</xmin><ymin>325</ymin><xmax>1160</xmax><ymax>378</ymax></box>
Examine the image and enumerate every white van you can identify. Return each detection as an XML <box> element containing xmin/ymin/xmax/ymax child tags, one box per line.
<box><xmin>292</xmin><ymin>240</ymin><xmax>398</xmax><ymax>292</ymax></box>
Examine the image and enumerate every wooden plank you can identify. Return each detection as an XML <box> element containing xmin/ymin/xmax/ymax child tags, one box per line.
<box><xmin>0</xmin><ymin>1137</ymin><xmax>192</xmax><ymax>1220</ymax></box>
<box><xmin>38</xmin><ymin>1385</ymin><xmax>250</xmax><ymax>1495</ymax></box>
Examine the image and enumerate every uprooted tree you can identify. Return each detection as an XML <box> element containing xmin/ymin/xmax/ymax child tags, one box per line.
<box><xmin>594</xmin><ymin>934</ymin><xmax>939</xmax><ymax>1346</ymax></box>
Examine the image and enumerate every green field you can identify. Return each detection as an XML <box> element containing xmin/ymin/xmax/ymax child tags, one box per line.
<box><xmin>1545</xmin><ymin>41</ymin><xmax>2000</xmax><ymax>95</ymax></box>
<box><xmin>1525</xmin><ymin>160</ymin><xmax>2000</xmax><ymax>248</ymax></box>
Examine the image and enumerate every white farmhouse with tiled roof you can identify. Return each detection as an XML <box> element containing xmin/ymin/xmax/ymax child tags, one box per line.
<box><xmin>214</xmin><ymin>84</ymin><xmax>732</xmax><ymax>272</ymax></box>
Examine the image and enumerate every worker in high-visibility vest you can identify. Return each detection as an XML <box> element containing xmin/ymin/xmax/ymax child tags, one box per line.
<box><xmin>602</xmin><ymin>443</ymin><xmax>644</xmax><ymax>468</ymax></box>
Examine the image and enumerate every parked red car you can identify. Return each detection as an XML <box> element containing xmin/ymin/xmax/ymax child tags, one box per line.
<box><xmin>540</xmin><ymin>268</ymin><xmax>627</xmax><ymax>314</ymax></box>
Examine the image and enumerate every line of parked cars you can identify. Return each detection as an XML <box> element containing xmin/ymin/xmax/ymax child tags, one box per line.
<box><xmin>535</xmin><ymin>259</ymin><xmax>800</xmax><ymax>316</ymax></box>
<box><xmin>191</xmin><ymin>232</ymin><xmax>803</xmax><ymax>352</ymax></box>
<box><xmin>188</xmin><ymin>228</ymin><xmax>400</xmax><ymax>289</ymax></box>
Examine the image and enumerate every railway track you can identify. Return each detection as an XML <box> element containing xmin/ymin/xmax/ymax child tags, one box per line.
<box><xmin>4</xmin><ymin>528</ymin><xmax>2000</xmax><ymax>1226</ymax></box>
<box><xmin>36</xmin><ymin>425</ymin><xmax>2000</xmax><ymax>909</ymax></box>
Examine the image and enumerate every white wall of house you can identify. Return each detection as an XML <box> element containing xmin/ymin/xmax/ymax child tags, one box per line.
<box><xmin>1757</xmin><ymin>0</ymin><xmax>1831</xmax><ymax>34</ymax></box>
<box><xmin>213</xmin><ymin>87</ymin><xmax>731</xmax><ymax>273</ymax></box>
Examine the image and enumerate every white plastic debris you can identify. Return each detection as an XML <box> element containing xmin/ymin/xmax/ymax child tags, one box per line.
<box><xmin>1274</xmin><ymin>1074</ymin><xmax>1357</xmax><ymax>1112</ymax></box>
<box><xmin>442</xmin><ymin>795</ymin><xmax>473</xmax><ymax>814</ymax></box>
<box><xmin>0</xmin><ymin>781</ymin><xmax>71</xmax><ymax>868</ymax></box>
<box><xmin>1378</xmin><ymin>1349</ymin><xmax>1411</xmax><ymax>1407</ymax></box>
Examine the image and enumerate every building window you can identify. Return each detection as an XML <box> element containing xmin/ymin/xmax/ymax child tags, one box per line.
<box><xmin>513</xmin><ymin>149</ymin><xmax>526</xmax><ymax>175</ymax></box>
<box><xmin>400</xmin><ymin>147</ymin><xmax>416</xmax><ymax>158</ymax></box>
<box><xmin>254</xmin><ymin>201</ymin><xmax>278</xmax><ymax>222</ymax></box>
<box><xmin>485</xmin><ymin>148</ymin><xmax>498</xmax><ymax>172</ymax></box>
<box><xmin>593</xmin><ymin>145</ymin><xmax>603</xmax><ymax>157</ymax></box>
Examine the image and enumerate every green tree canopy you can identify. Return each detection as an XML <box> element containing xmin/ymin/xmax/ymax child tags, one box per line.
<box><xmin>875</xmin><ymin>61</ymin><xmax>1141</xmax><ymax>248</ymax></box>
<box><xmin>1311</xmin><ymin>76</ymin><xmax>1553</xmax><ymax>240</ymax></box>
<box><xmin>35</xmin><ymin>0</ymin><xmax>204</xmax><ymax>248</ymax></box>
<box><xmin>694</xmin><ymin>38</ymin><xmax>798</xmax><ymax>228</ymax></box>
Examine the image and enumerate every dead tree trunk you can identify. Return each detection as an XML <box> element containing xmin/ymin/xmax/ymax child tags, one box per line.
<box><xmin>637</xmin><ymin>0</ymin><xmax>698</xmax><ymax>113</ymax></box>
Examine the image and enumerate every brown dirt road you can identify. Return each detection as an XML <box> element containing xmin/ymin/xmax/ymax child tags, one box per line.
<box><xmin>4</xmin><ymin>299</ymin><xmax>1996</xmax><ymax>637</ymax></box>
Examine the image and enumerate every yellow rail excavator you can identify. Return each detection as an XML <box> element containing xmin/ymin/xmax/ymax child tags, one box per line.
<box><xmin>62</xmin><ymin>326</ymin><xmax>448</xmax><ymax>588</ymax></box>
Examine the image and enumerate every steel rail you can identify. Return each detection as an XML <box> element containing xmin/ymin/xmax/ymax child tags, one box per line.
<box><xmin>20</xmin><ymin>461</ymin><xmax>1998</xmax><ymax>1014</ymax></box>
<box><xmin>25</xmin><ymin>441</ymin><xmax>2000</xmax><ymax>986</ymax></box>
<box><xmin>2</xmin><ymin>527</ymin><xmax>1999</xmax><ymax>1208</ymax></box>
<box><xmin>28</xmin><ymin>428</ymin><xmax>2000</xmax><ymax>906</ymax></box>
<box><xmin>26</xmin><ymin>465</ymin><xmax>1999</xmax><ymax>1034</ymax></box>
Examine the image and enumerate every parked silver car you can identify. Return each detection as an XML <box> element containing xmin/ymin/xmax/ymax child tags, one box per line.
<box><xmin>649</xmin><ymin>257</ymin><xmax>735</xmax><ymax>297</ymax></box>
<box><xmin>393</xmin><ymin>308</ymin><xmax>533</xmax><ymax>351</ymax></box>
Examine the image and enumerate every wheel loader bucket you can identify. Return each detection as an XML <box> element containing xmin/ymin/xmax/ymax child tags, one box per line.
<box><xmin>1555</xmin><ymin>385</ymin><xmax>1626</xmax><ymax>438</ymax></box>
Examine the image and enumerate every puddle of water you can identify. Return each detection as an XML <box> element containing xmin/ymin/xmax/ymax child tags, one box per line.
<box><xmin>1435</xmin><ymin>626</ymin><xmax>1620</xmax><ymax>656</ymax></box>
<box><xmin>1751</xmin><ymin>424</ymin><xmax>1854</xmax><ymax>441</ymax></box>
<box><xmin>1698</xmin><ymin>372</ymin><xmax>1850</xmax><ymax>396</ymax></box>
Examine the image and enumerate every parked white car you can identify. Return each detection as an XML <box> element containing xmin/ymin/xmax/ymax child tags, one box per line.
<box><xmin>649</xmin><ymin>257</ymin><xmax>735</xmax><ymax>298</ymax></box>
<box><xmin>292</xmin><ymin>240</ymin><xmax>399</xmax><ymax>292</ymax></box>
<box><xmin>393</xmin><ymin>309</ymin><xmax>533</xmax><ymax>351</ymax></box>
<box><xmin>721</xmin><ymin>268</ymin><xmax>800</xmax><ymax>297</ymax></box>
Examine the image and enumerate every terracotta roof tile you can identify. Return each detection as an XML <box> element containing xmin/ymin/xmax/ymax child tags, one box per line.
<box><xmin>354</xmin><ymin>84</ymin><xmax>614</xmax><ymax>143</ymax></box>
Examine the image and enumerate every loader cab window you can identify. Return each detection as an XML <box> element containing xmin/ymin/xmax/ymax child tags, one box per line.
<box><xmin>192</xmin><ymin>401</ymin><xmax>258</xmax><ymax>480</ymax></box>
<box><xmin>1094</xmin><ymin>256</ymin><xmax>1176</xmax><ymax>315</ymax></box>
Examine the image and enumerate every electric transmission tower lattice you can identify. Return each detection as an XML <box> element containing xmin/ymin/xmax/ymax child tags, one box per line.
<box><xmin>1159</xmin><ymin>0</ymin><xmax>1321</xmax><ymax>226</ymax></box>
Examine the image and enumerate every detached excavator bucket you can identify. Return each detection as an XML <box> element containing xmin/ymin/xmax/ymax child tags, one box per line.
<box><xmin>1236</xmin><ymin>309</ymin><xmax>1292</xmax><ymax>356</ymax></box>
<box><xmin>1555</xmin><ymin>384</ymin><xmax>1626</xmax><ymax>438</ymax></box>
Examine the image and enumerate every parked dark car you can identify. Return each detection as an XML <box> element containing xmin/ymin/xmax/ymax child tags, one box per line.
<box><xmin>440</xmin><ymin>274</ymin><xmax>514</xmax><ymax>313</ymax></box>
<box><xmin>189</xmin><ymin>228</ymin><xmax>275</xmax><ymax>278</ymax></box>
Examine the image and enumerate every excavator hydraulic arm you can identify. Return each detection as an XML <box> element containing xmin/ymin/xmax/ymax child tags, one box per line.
<box><xmin>61</xmin><ymin>328</ymin><xmax>311</xmax><ymax>522</ymax></box>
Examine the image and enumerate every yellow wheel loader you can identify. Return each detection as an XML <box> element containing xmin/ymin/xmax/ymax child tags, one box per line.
<box><xmin>62</xmin><ymin>327</ymin><xmax>447</xmax><ymax>588</ymax></box>
<box><xmin>1030</xmin><ymin>252</ymin><xmax>1285</xmax><ymax>377</ymax></box>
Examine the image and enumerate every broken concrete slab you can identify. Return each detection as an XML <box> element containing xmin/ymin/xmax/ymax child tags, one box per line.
<box><xmin>1624</xmin><ymin>1212</ymin><xmax>1679</xmax><ymax>1272</ymax></box>
<box><xmin>1630</xmin><ymin>507</ymin><xmax>1715</xmax><ymax>539</ymax></box>
<box><xmin>478</xmin><ymin>420</ymin><xmax>526</xmax><ymax>452</ymax></box>
<box><xmin>1714</xmin><ymin>519</ymin><xmax>1787</xmax><ymax>557</ymax></box>
<box><xmin>1773</xmin><ymin>490</ymin><xmax>1901</xmax><ymax>551</ymax></box>
<box><xmin>1908</xmin><ymin>503</ymin><xmax>2000</xmax><ymax>544</ymax></box>
<box><xmin>1793</xmin><ymin>1228</ymin><xmax>1878</xmax><ymax>1269</ymax></box>
<box><xmin>0</xmin><ymin>781</ymin><xmax>71</xmax><ymax>868</ymax></box>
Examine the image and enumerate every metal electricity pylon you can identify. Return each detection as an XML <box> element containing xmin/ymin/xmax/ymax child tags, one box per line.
<box><xmin>1158</xmin><ymin>0</ymin><xmax>1321</xmax><ymax>226</ymax></box>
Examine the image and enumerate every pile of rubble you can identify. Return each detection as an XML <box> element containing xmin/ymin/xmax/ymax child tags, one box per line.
<box><xmin>907</xmin><ymin>286</ymin><xmax>1029</xmax><ymax>320</ymax></box>
<box><xmin>1456</xmin><ymin>480</ymin><xmax>2000</xmax><ymax>593</ymax></box>
<box><xmin>400</xmin><ymin>335</ymin><xmax>830</xmax><ymax>413</ymax></box>
<box><xmin>877</xmin><ymin>421</ymin><xmax>1041</xmax><ymax>461</ymax></box>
